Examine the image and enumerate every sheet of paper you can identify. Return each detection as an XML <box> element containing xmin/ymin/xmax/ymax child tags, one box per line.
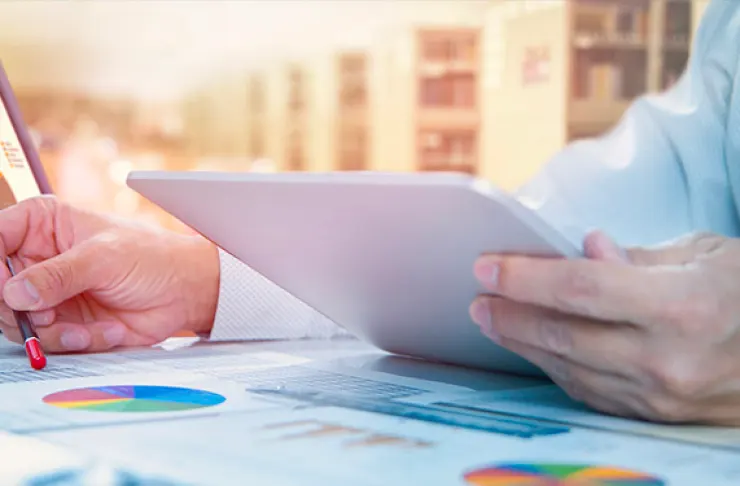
<box><xmin>0</xmin><ymin>430</ymin><xmax>180</xmax><ymax>485</ymax></box>
<box><xmin>429</xmin><ymin>384</ymin><xmax>740</xmax><ymax>451</ymax></box>
<box><xmin>37</xmin><ymin>400</ymin><xmax>740</xmax><ymax>486</ymax></box>
<box><xmin>4</xmin><ymin>338</ymin><xmax>740</xmax><ymax>485</ymax></box>
<box><xmin>0</xmin><ymin>342</ymin><xmax>311</xmax><ymax>384</ymax></box>
<box><xmin>0</xmin><ymin>343</ymin><xmax>312</xmax><ymax>434</ymax></box>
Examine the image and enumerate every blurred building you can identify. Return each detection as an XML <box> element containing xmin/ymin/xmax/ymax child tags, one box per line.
<box><xmin>272</xmin><ymin>50</ymin><xmax>372</xmax><ymax>173</ymax></box>
<box><xmin>180</xmin><ymin>73</ymin><xmax>254</xmax><ymax>171</ymax></box>
<box><xmin>0</xmin><ymin>0</ymin><xmax>713</xmax><ymax>232</ymax></box>
<box><xmin>332</xmin><ymin>51</ymin><xmax>371</xmax><ymax>172</ymax></box>
<box><xmin>251</xmin><ymin>61</ymin><xmax>309</xmax><ymax>173</ymax></box>
<box><xmin>370</xmin><ymin>17</ymin><xmax>482</xmax><ymax>175</ymax></box>
<box><xmin>481</xmin><ymin>0</ymin><xmax>693</xmax><ymax>191</ymax></box>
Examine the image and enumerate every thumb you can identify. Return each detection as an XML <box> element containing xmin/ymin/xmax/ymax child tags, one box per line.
<box><xmin>625</xmin><ymin>233</ymin><xmax>721</xmax><ymax>266</ymax></box>
<box><xmin>3</xmin><ymin>243</ymin><xmax>98</xmax><ymax>311</ymax></box>
<box><xmin>585</xmin><ymin>231</ymin><xmax>717</xmax><ymax>267</ymax></box>
<box><xmin>583</xmin><ymin>231</ymin><xmax>629</xmax><ymax>263</ymax></box>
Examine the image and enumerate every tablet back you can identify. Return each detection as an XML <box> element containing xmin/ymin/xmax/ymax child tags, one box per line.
<box><xmin>127</xmin><ymin>171</ymin><xmax>580</xmax><ymax>376</ymax></box>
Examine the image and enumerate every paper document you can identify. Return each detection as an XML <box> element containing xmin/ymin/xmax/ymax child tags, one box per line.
<box><xmin>0</xmin><ymin>342</ymin><xmax>309</xmax><ymax>434</ymax></box>
<box><xmin>2</xmin><ymin>339</ymin><xmax>739</xmax><ymax>485</ymax></box>
<box><xmin>38</xmin><ymin>397</ymin><xmax>740</xmax><ymax>486</ymax></box>
<box><xmin>427</xmin><ymin>384</ymin><xmax>740</xmax><ymax>451</ymax></box>
<box><xmin>0</xmin><ymin>430</ymin><xmax>179</xmax><ymax>485</ymax></box>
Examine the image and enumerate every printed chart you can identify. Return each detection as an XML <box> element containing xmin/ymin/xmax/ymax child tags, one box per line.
<box><xmin>463</xmin><ymin>463</ymin><xmax>665</xmax><ymax>485</ymax></box>
<box><xmin>43</xmin><ymin>385</ymin><xmax>226</xmax><ymax>413</ymax></box>
<box><xmin>0</xmin><ymin>140</ymin><xmax>24</xmax><ymax>168</ymax></box>
<box><xmin>261</xmin><ymin>419</ymin><xmax>435</xmax><ymax>449</ymax></box>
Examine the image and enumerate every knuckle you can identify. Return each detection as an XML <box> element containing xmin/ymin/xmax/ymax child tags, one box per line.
<box><xmin>660</xmin><ymin>294</ymin><xmax>722</xmax><ymax>335</ymax></box>
<box><xmin>543</xmin><ymin>355</ymin><xmax>571</xmax><ymax>384</ymax></box>
<box><xmin>538</xmin><ymin>318</ymin><xmax>572</xmax><ymax>355</ymax></box>
<box><xmin>553</xmin><ymin>265</ymin><xmax>601</xmax><ymax>309</ymax></box>
<box><xmin>96</xmin><ymin>232</ymin><xmax>131</xmax><ymax>261</ymax></box>
<box><xmin>643</xmin><ymin>357</ymin><xmax>707</xmax><ymax>400</ymax></box>
<box><xmin>642</xmin><ymin>394</ymin><xmax>692</xmax><ymax>423</ymax></box>
<box><xmin>485</xmin><ymin>299</ymin><xmax>502</xmax><ymax>332</ymax></box>
<box><xmin>0</xmin><ymin>326</ymin><xmax>21</xmax><ymax>343</ymax></box>
<box><xmin>36</xmin><ymin>259</ymin><xmax>75</xmax><ymax>295</ymax></box>
<box><xmin>494</xmin><ymin>260</ymin><xmax>512</xmax><ymax>293</ymax></box>
<box><xmin>0</xmin><ymin>307</ymin><xmax>14</xmax><ymax>325</ymax></box>
<box><xmin>552</xmin><ymin>375</ymin><xmax>582</xmax><ymax>402</ymax></box>
<box><xmin>689</xmin><ymin>232</ymin><xmax>723</xmax><ymax>253</ymax></box>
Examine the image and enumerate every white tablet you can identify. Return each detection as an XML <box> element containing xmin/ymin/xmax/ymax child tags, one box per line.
<box><xmin>127</xmin><ymin>171</ymin><xmax>581</xmax><ymax>377</ymax></box>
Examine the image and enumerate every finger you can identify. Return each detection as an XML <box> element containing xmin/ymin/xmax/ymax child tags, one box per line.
<box><xmin>0</xmin><ymin>301</ymin><xmax>12</xmax><ymax>327</ymax></box>
<box><xmin>470</xmin><ymin>296</ymin><xmax>644</xmax><ymax>377</ymax></box>
<box><xmin>583</xmin><ymin>231</ymin><xmax>628</xmax><ymax>263</ymax></box>
<box><xmin>0</xmin><ymin>302</ymin><xmax>54</xmax><ymax>326</ymax></box>
<box><xmin>625</xmin><ymin>233</ymin><xmax>724</xmax><ymax>267</ymax></box>
<box><xmin>29</xmin><ymin>309</ymin><xmax>56</xmax><ymax>327</ymax></box>
<box><xmin>493</xmin><ymin>337</ymin><xmax>645</xmax><ymax>419</ymax></box>
<box><xmin>0</xmin><ymin>307</ymin><xmax>54</xmax><ymax>332</ymax></box>
<box><xmin>0</xmin><ymin>322</ymin><xmax>21</xmax><ymax>344</ymax></box>
<box><xmin>474</xmin><ymin>255</ymin><xmax>689</xmax><ymax>327</ymax></box>
<box><xmin>7</xmin><ymin>321</ymin><xmax>132</xmax><ymax>354</ymax></box>
<box><xmin>2</xmin><ymin>238</ymin><xmax>103</xmax><ymax>312</ymax></box>
<box><xmin>0</xmin><ymin>196</ymin><xmax>59</xmax><ymax>258</ymax></box>
<box><xmin>581</xmin><ymin>230</ymin><xmax>696</xmax><ymax>266</ymax></box>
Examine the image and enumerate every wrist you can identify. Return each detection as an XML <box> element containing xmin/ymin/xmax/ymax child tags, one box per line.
<box><xmin>180</xmin><ymin>235</ymin><xmax>220</xmax><ymax>335</ymax></box>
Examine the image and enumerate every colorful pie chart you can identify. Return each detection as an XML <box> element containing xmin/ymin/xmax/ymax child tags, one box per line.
<box><xmin>43</xmin><ymin>385</ymin><xmax>226</xmax><ymax>413</ymax></box>
<box><xmin>463</xmin><ymin>463</ymin><xmax>665</xmax><ymax>485</ymax></box>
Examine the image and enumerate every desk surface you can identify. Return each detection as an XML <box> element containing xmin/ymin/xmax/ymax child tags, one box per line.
<box><xmin>1</xmin><ymin>336</ymin><xmax>739</xmax><ymax>486</ymax></box>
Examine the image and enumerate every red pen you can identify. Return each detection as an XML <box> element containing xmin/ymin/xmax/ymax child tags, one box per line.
<box><xmin>6</xmin><ymin>257</ymin><xmax>46</xmax><ymax>370</ymax></box>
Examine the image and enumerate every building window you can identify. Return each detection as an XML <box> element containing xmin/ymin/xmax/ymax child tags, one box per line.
<box><xmin>420</xmin><ymin>32</ymin><xmax>477</xmax><ymax>64</ymax></box>
<box><xmin>418</xmin><ymin>130</ymin><xmax>476</xmax><ymax>174</ymax></box>
<box><xmin>288</xmin><ymin>67</ymin><xmax>305</xmax><ymax>111</ymax></box>
<box><xmin>250</xmin><ymin>125</ymin><xmax>264</xmax><ymax>158</ymax></box>
<box><xmin>419</xmin><ymin>73</ymin><xmax>476</xmax><ymax>107</ymax></box>
<box><xmin>338</xmin><ymin>54</ymin><xmax>367</xmax><ymax>108</ymax></box>
<box><xmin>250</xmin><ymin>76</ymin><xmax>265</xmax><ymax>113</ymax></box>
<box><xmin>340</xmin><ymin>84</ymin><xmax>366</xmax><ymax>107</ymax></box>
<box><xmin>286</xmin><ymin>128</ymin><xmax>304</xmax><ymax>171</ymax></box>
<box><xmin>338</xmin><ymin>126</ymin><xmax>367</xmax><ymax>171</ymax></box>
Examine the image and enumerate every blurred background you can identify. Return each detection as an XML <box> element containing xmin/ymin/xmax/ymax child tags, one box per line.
<box><xmin>0</xmin><ymin>0</ymin><xmax>708</xmax><ymax>232</ymax></box>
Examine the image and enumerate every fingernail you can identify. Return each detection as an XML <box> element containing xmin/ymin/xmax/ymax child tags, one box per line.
<box><xmin>4</xmin><ymin>279</ymin><xmax>40</xmax><ymax>308</ymax></box>
<box><xmin>481</xmin><ymin>325</ymin><xmax>501</xmax><ymax>344</ymax></box>
<box><xmin>61</xmin><ymin>330</ymin><xmax>90</xmax><ymax>351</ymax></box>
<box><xmin>588</xmin><ymin>231</ymin><xmax>628</xmax><ymax>262</ymax></box>
<box><xmin>470</xmin><ymin>300</ymin><xmax>491</xmax><ymax>329</ymax></box>
<box><xmin>602</xmin><ymin>233</ymin><xmax>628</xmax><ymax>262</ymax></box>
<box><xmin>103</xmin><ymin>324</ymin><xmax>125</xmax><ymax>347</ymax></box>
<box><xmin>474</xmin><ymin>260</ymin><xmax>500</xmax><ymax>288</ymax></box>
<box><xmin>32</xmin><ymin>312</ymin><xmax>54</xmax><ymax>327</ymax></box>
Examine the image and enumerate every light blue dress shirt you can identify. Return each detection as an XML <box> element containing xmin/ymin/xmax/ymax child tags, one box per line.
<box><xmin>209</xmin><ymin>0</ymin><xmax>740</xmax><ymax>341</ymax></box>
<box><xmin>517</xmin><ymin>0</ymin><xmax>740</xmax><ymax>248</ymax></box>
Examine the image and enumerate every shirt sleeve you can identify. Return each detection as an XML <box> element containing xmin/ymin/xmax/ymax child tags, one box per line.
<box><xmin>208</xmin><ymin>248</ymin><xmax>349</xmax><ymax>341</ymax></box>
<box><xmin>515</xmin><ymin>0</ymin><xmax>740</xmax><ymax>248</ymax></box>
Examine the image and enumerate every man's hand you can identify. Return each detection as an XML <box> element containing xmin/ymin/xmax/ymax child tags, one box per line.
<box><xmin>0</xmin><ymin>196</ymin><xmax>220</xmax><ymax>353</ymax></box>
<box><xmin>470</xmin><ymin>231</ymin><xmax>740</xmax><ymax>425</ymax></box>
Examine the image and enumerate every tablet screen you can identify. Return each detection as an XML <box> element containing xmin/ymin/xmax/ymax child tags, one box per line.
<box><xmin>0</xmin><ymin>95</ymin><xmax>42</xmax><ymax>210</ymax></box>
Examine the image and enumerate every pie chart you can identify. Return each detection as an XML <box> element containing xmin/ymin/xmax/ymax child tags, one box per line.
<box><xmin>463</xmin><ymin>463</ymin><xmax>665</xmax><ymax>485</ymax></box>
<box><xmin>43</xmin><ymin>385</ymin><xmax>226</xmax><ymax>413</ymax></box>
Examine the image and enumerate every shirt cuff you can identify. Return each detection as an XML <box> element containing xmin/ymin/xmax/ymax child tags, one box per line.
<box><xmin>209</xmin><ymin>248</ymin><xmax>348</xmax><ymax>341</ymax></box>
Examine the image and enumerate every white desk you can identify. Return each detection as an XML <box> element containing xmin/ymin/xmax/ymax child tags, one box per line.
<box><xmin>1</xmin><ymin>337</ymin><xmax>739</xmax><ymax>485</ymax></box>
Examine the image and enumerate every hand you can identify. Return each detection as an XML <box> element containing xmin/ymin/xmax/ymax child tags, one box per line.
<box><xmin>0</xmin><ymin>196</ymin><xmax>220</xmax><ymax>353</ymax></box>
<box><xmin>470</xmin><ymin>231</ymin><xmax>740</xmax><ymax>425</ymax></box>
